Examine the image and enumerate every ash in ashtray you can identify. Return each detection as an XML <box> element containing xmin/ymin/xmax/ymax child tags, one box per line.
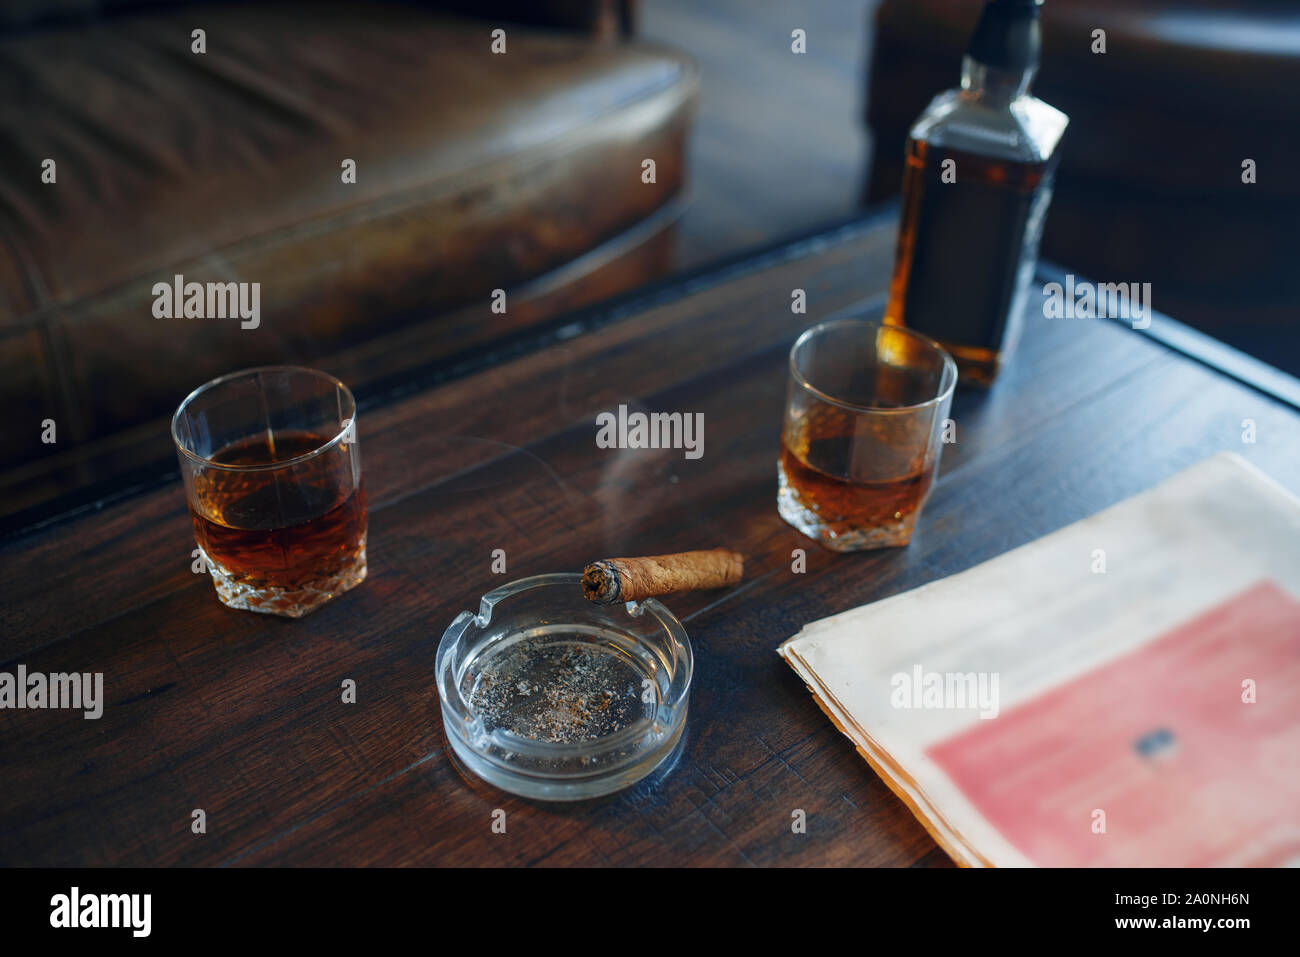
<box><xmin>467</xmin><ymin>637</ymin><xmax>653</xmax><ymax>743</ymax></box>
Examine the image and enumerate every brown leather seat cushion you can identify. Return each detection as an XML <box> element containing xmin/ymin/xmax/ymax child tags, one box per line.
<box><xmin>0</xmin><ymin>1</ymin><xmax>696</xmax><ymax>473</ymax></box>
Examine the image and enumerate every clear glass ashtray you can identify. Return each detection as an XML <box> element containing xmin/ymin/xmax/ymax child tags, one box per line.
<box><xmin>435</xmin><ymin>573</ymin><xmax>692</xmax><ymax>801</ymax></box>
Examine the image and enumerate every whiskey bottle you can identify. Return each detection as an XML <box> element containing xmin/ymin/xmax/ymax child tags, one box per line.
<box><xmin>884</xmin><ymin>0</ymin><xmax>1068</xmax><ymax>386</ymax></box>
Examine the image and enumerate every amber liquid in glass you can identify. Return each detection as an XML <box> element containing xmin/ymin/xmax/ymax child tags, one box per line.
<box><xmin>886</xmin><ymin>139</ymin><xmax>1055</xmax><ymax>387</ymax></box>
<box><xmin>779</xmin><ymin>405</ymin><xmax>932</xmax><ymax>539</ymax></box>
<box><xmin>190</xmin><ymin>432</ymin><xmax>367</xmax><ymax>594</ymax></box>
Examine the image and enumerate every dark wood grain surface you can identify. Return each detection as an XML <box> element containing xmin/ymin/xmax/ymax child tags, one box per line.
<box><xmin>3</xmin><ymin>213</ymin><xmax>1298</xmax><ymax>866</ymax></box>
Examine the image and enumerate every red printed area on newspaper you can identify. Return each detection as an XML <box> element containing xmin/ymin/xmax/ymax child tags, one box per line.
<box><xmin>927</xmin><ymin>581</ymin><xmax>1300</xmax><ymax>866</ymax></box>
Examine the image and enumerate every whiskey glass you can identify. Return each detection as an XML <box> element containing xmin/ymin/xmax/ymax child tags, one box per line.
<box><xmin>778</xmin><ymin>319</ymin><xmax>956</xmax><ymax>551</ymax></box>
<box><xmin>171</xmin><ymin>367</ymin><xmax>367</xmax><ymax>617</ymax></box>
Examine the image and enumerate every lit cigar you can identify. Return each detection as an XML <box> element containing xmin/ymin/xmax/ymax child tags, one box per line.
<box><xmin>582</xmin><ymin>548</ymin><xmax>744</xmax><ymax>604</ymax></box>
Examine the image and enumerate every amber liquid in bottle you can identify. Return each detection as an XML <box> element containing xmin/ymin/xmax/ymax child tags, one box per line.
<box><xmin>886</xmin><ymin>138</ymin><xmax>1056</xmax><ymax>387</ymax></box>
<box><xmin>884</xmin><ymin>0</ymin><xmax>1067</xmax><ymax>387</ymax></box>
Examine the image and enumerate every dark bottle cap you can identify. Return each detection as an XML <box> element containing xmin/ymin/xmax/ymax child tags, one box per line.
<box><xmin>966</xmin><ymin>0</ymin><xmax>1042</xmax><ymax>75</ymax></box>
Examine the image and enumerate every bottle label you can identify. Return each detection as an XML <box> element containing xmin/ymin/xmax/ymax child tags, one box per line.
<box><xmin>896</xmin><ymin>147</ymin><xmax>1054</xmax><ymax>352</ymax></box>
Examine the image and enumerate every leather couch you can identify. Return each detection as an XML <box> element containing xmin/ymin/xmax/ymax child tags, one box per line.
<box><xmin>0</xmin><ymin>0</ymin><xmax>698</xmax><ymax>520</ymax></box>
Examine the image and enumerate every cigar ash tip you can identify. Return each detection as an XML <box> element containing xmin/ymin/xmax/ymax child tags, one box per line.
<box><xmin>581</xmin><ymin>562</ymin><xmax>619</xmax><ymax>604</ymax></box>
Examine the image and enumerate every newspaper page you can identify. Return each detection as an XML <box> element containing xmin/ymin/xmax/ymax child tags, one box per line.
<box><xmin>779</xmin><ymin>453</ymin><xmax>1300</xmax><ymax>866</ymax></box>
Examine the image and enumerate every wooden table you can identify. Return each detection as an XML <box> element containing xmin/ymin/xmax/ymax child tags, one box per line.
<box><xmin>4</xmin><ymin>211</ymin><xmax>1298</xmax><ymax>866</ymax></box>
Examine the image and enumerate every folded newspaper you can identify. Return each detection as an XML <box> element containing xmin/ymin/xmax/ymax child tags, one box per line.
<box><xmin>778</xmin><ymin>453</ymin><xmax>1300</xmax><ymax>866</ymax></box>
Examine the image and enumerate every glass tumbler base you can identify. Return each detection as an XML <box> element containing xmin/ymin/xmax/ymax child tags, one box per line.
<box><xmin>203</xmin><ymin>542</ymin><xmax>367</xmax><ymax>618</ymax></box>
<box><xmin>777</xmin><ymin>466</ymin><xmax>916</xmax><ymax>553</ymax></box>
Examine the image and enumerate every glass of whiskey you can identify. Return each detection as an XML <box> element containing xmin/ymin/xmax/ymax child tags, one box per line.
<box><xmin>171</xmin><ymin>366</ymin><xmax>367</xmax><ymax>617</ymax></box>
<box><xmin>778</xmin><ymin>319</ymin><xmax>956</xmax><ymax>551</ymax></box>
